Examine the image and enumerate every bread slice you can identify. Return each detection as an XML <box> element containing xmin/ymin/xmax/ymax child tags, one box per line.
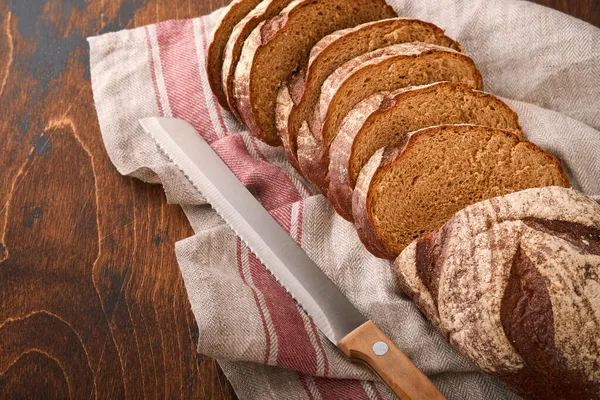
<box><xmin>329</xmin><ymin>82</ymin><xmax>523</xmax><ymax>221</ymax></box>
<box><xmin>353</xmin><ymin>125</ymin><xmax>571</xmax><ymax>259</ymax></box>
<box><xmin>222</xmin><ymin>0</ymin><xmax>295</xmax><ymax>119</ymax></box>
<box><xmin>207</xmin><ymin>0</ymin><xmax>263</xmax><ymax>109</ymax></box>
<box><xmin>275</xmin><ymin>18</ymin><xmax>463</xmax><ymax>167</ymax></box>
<box><xmin>394</xmin><ymin>186</ymin><xmax>600</xmax><ymax>400</ymax></box>
<box><xmin>297</xmin><ymin>43</ymin><xmax>483</xmax><ymax>192</ymax></box>
<box><xmin>234</xmin><ymin>0</ymin><xmax>397</xmax><ymax>146</ymax></box>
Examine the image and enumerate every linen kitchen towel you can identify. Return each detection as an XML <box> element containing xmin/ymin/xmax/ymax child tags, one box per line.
<box><xmin>89</xmin><ymin>0</ymin><xmax>600</xmax><ymax>398</ymax></box>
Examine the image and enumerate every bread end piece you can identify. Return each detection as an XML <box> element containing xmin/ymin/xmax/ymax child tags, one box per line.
<box><xmin>208</xmin><ymin>0</ymin><xmax>263</xmax><ymax>109</ymax></box>
<box><xmin>394</xmin><ymin>186</ymin><xmax>600</xmax><ymax>399</ymax></box>
<box><xmin>222</xmin><ymin>0</ymin><xmax>296</xmax><ymax>121</ymax></box>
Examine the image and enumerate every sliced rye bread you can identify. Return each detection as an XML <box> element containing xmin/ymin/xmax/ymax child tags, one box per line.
<box><xmin>222</xmin><ymin>0</ymin><xmax>295</xmax><ymax>119</ymax></box>
<box><xmin>233</xmin><ymin>0</ymin><xmax>397</xmax><ymax>146</ymax></box>
<box><xmin>394</xmin><ymin>186</ymin><xmax>600</xmax><ymax>400</ymax></box>
<box><xmin>297</xmin><ymin>43</ymin><xmax>483</xmax><ymax>192</ymax></box>
<box><xmin>328</xmin><ymin>82</ymin><xmax>523</xmax><ymax>221</ymax></box>
<box><xmin>276</xmin><ymin>18</ymin><xmax>463</xmax><ymax>167</ymax></box>
<box><xmin>353</xmin><ymin>125</ymin><xmax>571</xmax><ymax>259</ymax></box>
<box><xmin>207</xmin><ymin>0</ymin><xmax>263</xmax><ymax>109</ymax></box>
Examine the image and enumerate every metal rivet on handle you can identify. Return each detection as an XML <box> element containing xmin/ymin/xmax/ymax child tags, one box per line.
<box><xmin>372</xmin><ymin>341</ymin><xmax>389</xmax><ymax>356</ymax></box>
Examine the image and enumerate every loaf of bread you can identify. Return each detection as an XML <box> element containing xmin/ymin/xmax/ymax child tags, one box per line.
<box><xmin>276</xmin><ymin>18</ymin><xmax>463</xmax><ymax>168</ymax></box>
<box><xmin>207</xmin><ymin>0</ymin><xmax>263</xmax><ymax>109</ymax></box>
<box><xmin>353</xmin><ymin>125</ymin><xmax>571</xmax><ymax>259</ymax></box>
<box><xmin>221</xmin><ymin>0</ymin><xmax>295</xmax><ymax>118</ymax></box>
<box><xmin>394</xmin><ymin>186</ymin><xmax>600</xmax><ymax>400</ymax></box>
<box><xmin>297</xmin><ymin>43</ymin><xmax>483</xmax><ymax>193</ymax></box>
<box><xmin>328</xmin><ymin>82</ymin><xmax>522</xmax><ymax>221</ymax></box>
<box><xmin>233</xmin><ymin>0</ymin><xmax>396</xmax><ymax>146</ymax></box>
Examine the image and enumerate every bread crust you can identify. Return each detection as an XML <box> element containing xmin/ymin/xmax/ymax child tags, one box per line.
<box><xmin>394</xmin><ymin>186</ymin><xmax>600</xmax><ymax>399</ymax></box>
<box><xmin>301</xmin><ymin>45</ymin><xmax>435</xmax><ymax>191</ymax></box>
<box><xmin>276</xmin><ymin>80</ymin><xmax>302</xmax><ymax>170</ymax></box>
<box><xmin>316</xmin><ymin>43</ymin><xmax>458</xmax><ymax>141</ymax></box>
<box><xmin>352</xmin><ymin>146</ymin><xmax>405</xmax><ymax>259</ymax></box>
<box><xmin>207</xmin><ymin>0</ymin><xmax>263</xmax><ymax>109</ymax></box>
<box><xmin>328</xmin><ymin>82</ymin><xmax>523</xmax><ymax>222</ymax></box>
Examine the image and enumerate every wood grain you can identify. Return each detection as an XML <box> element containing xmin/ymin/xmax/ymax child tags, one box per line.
<box><xmin>0</xmin><ymin>0</ymin><xmax>235</xmax><ymax>399</ymax></box>
<box><xmin>530</xmin><ymin>0</ymin><xmax>599</xmax><ymax>26</ymax></box>
<box><xmin>0</xmin><ymin>0</ymin><xmax>597</xmax><ymax>399</ymax></box>
<box><xmin>339</xmin><ymin>321</ymin><xmax>446</xmax><ymax>400</ymax></box>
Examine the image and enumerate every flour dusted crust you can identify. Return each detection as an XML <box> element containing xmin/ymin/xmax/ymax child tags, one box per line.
<box><xmin>304</xmin><ymin>19</ymin><xmax>463</xmax><ymax>87</ymax></box>
<box><xmin>394</xmin><ymin>186</ymin><xmax>600</xmax><ymax>399</ymax></box>
<box><xmin>232</xmin><ymin>0</ymin><xmax>396</xmax><ymax>146</ymax></box>
<box><xmin>276</xmin><ymin>81</ymin><xmax>301</xmax><ymax>170</ymax></box>
<box><xmin>274</xmin><ymin>26</ymin><xmax>357</xmax><ymax>152</ymax></box>
<box><xmin>353</xmin><ymin>148</ymin><xmax>389</xmax><ymax>258</ymax></box>
<box><xmin>328</xmin><ymin>82</ymin><xmax>522</xmax><ymax>222</ymax></box>
<box><xmin>207</xmin><ymin>0</ymin><xmax>263</xmax><ymax>109</ymax></box>
<box><xmin>297</xmin><ymin>93</ymin><xmax>389</xmax><ymax>198</ymax></box>
<box><xmin>296</xmin><ymin>121</ymin><xmax>326</xmax><ymax>192</ymax></box>
<box><xmin>283</xmin><ymin>22</ymin><xmax>389</xmax><ymax>157</ymax></box>
<box><xmin>222</xmin><ymin>0</ymin><xmax>294</xmax><ymax>119</ymax></box>
<box><xmin>298</xmin><ymin>43</ymin><xmax>483</xmax><ymax>192</ymax></box>
<box><xmin>352</xmin><ymin>146</ymin><xmax>405</xmax><ymax>259</ymax></box>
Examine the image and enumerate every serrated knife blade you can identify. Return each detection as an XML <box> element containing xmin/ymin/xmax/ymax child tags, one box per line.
<box><xmin>140</xmin><ymin>117</ymin><xmax>445</xmax><ymax>400</ymax></box>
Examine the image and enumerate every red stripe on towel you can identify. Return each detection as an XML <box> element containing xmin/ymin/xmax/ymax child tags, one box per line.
<box><xmin>298</xmin><ymin>373</ymin><xmax>316</xmax><ymax>400</ymax></box>
<box><xmin>314</xmin><ymin>377</ymin><xmax>372</xmax><ymax>400</ymax></box>
<box><xmin>237</xmin><ymin>238</ymin><xmax>271</xmax><ymax>364</ymax></box>
<box><xmin>248</xmin><ymin>204</ymin><xmax>319</xmax><ymax>374</ymax></box>
<box><xmin>211</xmin><ymin>135</ymin><xmax>302</xmax><ymax>210</ymax></box>
<box><xmin>156</xmin><ymin>19</ymin><xmax>218</xmax><ymax>143</ymax></box>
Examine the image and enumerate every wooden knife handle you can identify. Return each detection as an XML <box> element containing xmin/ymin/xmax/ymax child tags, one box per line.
<box><xmin>338</xmin><ymin>321</ymin><xmax>446</xmax><ymax>400</ymax></box>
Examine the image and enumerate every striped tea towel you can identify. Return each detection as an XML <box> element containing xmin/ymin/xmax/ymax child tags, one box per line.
<box><xmin>88</xmin><ymin>0</ymin><xmax>600</xmax><ymax>398</ymax></box>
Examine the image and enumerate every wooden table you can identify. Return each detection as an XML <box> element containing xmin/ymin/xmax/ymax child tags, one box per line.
<box><xmin>0</xmin><ymin>1</ymin><xmax>597</xmax><ymax>398</ymax></box>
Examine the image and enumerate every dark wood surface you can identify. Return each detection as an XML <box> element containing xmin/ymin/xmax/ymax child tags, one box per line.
<box><xmin>0</xmin><ymin>1</ymin><xmax>597</xmax><ymax>399</ymax></box>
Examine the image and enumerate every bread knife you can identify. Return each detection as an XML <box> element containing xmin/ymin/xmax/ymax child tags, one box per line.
<box><xmin>139</xmin><ymin>117</ymin><xmax>445</xmax><ymax>400</ymax></box>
